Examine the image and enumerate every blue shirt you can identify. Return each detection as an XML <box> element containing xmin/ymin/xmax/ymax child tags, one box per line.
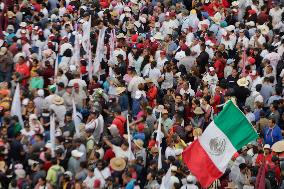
<box><xmin>119</xmin><ymin>94</ymin><xmax>129</xmax><ymax>112</ymax></box>
<box><xmin>263</xmin><ymin>125</ymin><xmax>283</xmax><ymax>146</ymax></box>
<box><xmin>126</xmin><ymin>179</ymin><xmax>136</xmax><ymax>189</ymax></box>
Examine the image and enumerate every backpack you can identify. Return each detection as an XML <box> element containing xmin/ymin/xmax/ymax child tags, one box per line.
<box><xmin>265</xmin><ymin>164</ymin><xmax>278</xmax><ymax>188</ymax></box>
<box><xmin>245</xmin><ymin>93</ymin><xmax>259</xmax><ymax>111</ymax></box>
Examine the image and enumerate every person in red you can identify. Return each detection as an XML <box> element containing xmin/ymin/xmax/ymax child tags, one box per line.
<box><xmin>214</xmin><ymin>51</ymin><xmax>225</xmax><ymax>80</ymax></box>
<box><xmin>255</xmin><ymin>144</ymin><xmax>272</xmax><ymax>167</ymax></box>
<box><xmin>145</xmin><ymin>78</ymin><xmax>158</xmax><ymax>108</ymax></box>
<box><xmin>111</xmin><ymin>109</ymin><xmax>126</xmax><ymax>137</ymax></box>
<box><xmin>15</xmin><ymin>56</ymin><xmax>30</xmax><ymax>86</ymax></box>
<box><xmin>257</xmin><ymin>6</ymin><xmax>269</xmax><ymax>25</ymax></box>
<box><xmin>210</xmin><ymin>85</ymin><xmax>222</xmax><ymax>114</ymax></box>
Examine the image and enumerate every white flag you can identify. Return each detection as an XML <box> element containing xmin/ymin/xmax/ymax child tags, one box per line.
<box><xmin>82</xmin><ymin>16</ymin><xmax>91</xmax><ymax>52</ymax></box>
<box><xmin>108</xmin><ymin>29</ymin><xmax>116</xmax><ymax>78</ymax></box>
<box><xmin>54</xmin><ymin>55</ymin><xmax>59</xmax><ymax>78</ymax></box>
<box><xmin>156</xmin><ymin>112</ymin><xmax>162</xmax><ymax>169</ymax></box>
<box><xmin>127</xmin><ymin>115</ymin><xmax>135</xmax><ymax>161</ymax></box>
<box><xmin>50</xmin><ymin>114</ymin><xmax>55</xmax><ymax>157</ymax></box>
<box><xmin>160</xmin><ymin>166</ymin><xmax>172</xmax><ymax>189</ymax></box>
<box><xmin>11</xmin><ymin>83</ymin><xmax>24</xmax><ymax>127</ymax></box>
<box><xmin>94</xmin><ymin>26</ymin><xmax>106</xmax><ymax>74</ymax></box>
<box><xmin>72</xmin><ymin>98</ymin><xmax>80</xmax><ymax>136</ymax></box>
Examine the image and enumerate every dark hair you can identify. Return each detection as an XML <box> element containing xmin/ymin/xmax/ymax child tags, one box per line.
<box><xmin>255</xmin><ymin>84</ymin><xmax>262</xmax><ymax>92</ymax></box>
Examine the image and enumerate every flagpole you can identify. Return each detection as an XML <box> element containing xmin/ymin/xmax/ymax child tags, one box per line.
<box><xmin>127</xmin><ymin>114</ymin><xmax>134</xmax><ymax>161</ymax></box>
<box><xmin>50</xmin><ymin>114</ymin><xmax>55</xmax><ymax>157</ymax></box>
<box><xmin>156</xmin><ymin>112</ymin><xmax>162</xmax><ymax>169</ymax></box>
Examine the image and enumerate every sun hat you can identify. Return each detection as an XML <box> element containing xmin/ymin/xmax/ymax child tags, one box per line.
<box><xmin>162</xmin><ymin>109</ymin><xmax>168</xmax><ymax>114</ymax></box>
<box><xmin>272</xmin><ymin>140</ymin><xmax>284</xmax><ymax>152</ymax></box>
<box><xmin>237</xmin><ymin>77</ymin><xmax>249</xmax><ymax>87</ymax></box>
<box><xmin>193</xmin><ymin>128</ymin><xmax>203</xmax><ymax>137</ymax></box>
<box><xmin>116</xmin><ymin>87</ymin><xmax>126</xmax><ymax>95</ymax></box>
<box><xmin>64</xmin><ymin>171</ymin><xmax>73</xmax><ymax>178</ymax></box>
<box><xmin>19</xmin><ymin>22</ymin><xmax>27</xmax><ymax>27</ymax></box>
<box><xmin>0</xmin><ymin>47</ymin><xmax>7</xmax><ymax>56</ymax></box>
<box><xmin>150</xmin><ymin>146</ymin><xmax>158</xmax><ymax>154</ymax></box>
<box><xmin>145</xmin><ymin>78</ymin><xmax>153</xmax><ymax>83</ymax></box>
<box><xmin>71</xmin><ymin>150</ymin><xmax>84</xmax><ymax>158</ymax></box>
<box><xmin>110</xmin><ymin>157</ymin><xmax>126</xmax><ymax>171</ymax></box>
<box><xmin>7</xmin><ymin>25</ymin><xmax>14</xmax><ymax>31</ymax></box>
<box><xmin>37</xmin><ymin>89</ymin><xmax>44</xmax><ymax>97</ymax></box>
<box><xmin>225</xmin><ymin>25</ymin><xmax>235</xmax><ymax>32</ymax></box>
<box><xmin>153</xmin><ymin>32</ymin><xmax>164</xmax><ymax>40</ymax></box>
<box><xmin>52</xmin><ymin>96</ymin><xmax>64</xmax><ymax>105</ymax></box>
<box><xmin>134</xmin><ymin>139</ymin><xmax>144</xmax><ymax>149</ymax></box>
<box><xmin>171</xmin><ymin>165</ymin><xmax>178</xmax><ymax>172</ymax></box>
<box><xmin>245</xmin><ymin>21</ymin><xmax>255</xmax><ymax>27</ymax></box>
<box><xmin>193</xmin><ymin>107</ymin><xmax>204</xmax><ymax>115</ymax></box>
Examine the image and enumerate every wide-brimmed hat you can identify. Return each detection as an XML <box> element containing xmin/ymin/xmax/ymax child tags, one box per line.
<box><xmin>0</xmin><ymin>47</ymin><xmax>7</xmax><ymax>56</ymax></box>
<box><xmin>272</xmin><ymin>140</ymin><xmax>284</xmax><ymax>152</ymax></box>
<box><xmin>193</xmin><ymin>107</ymin><xmax>204</xmax><ymax>115</ymax></box>
<box><xmin>193</xmin><ymin>128</ymin><xmax>203</xmax><ymax>137</ymax></box>
<box><xmin>117</xmin><ymin>33</ymin><xmax>126</xmax><ymax>39</ymax></box>
<box><xmin>71</xmin><ymin>150</ymin><xmax>84</xmax><ymax>158</ymax></box>
<box><xmin>52</xmin><ymin>96</ymin><xmax>64</xmax><ymax>105</ymax></box>
<box><xmin>263</xmin><ymin>144</ymin><xmax>271</xmax><ymax>150</ymax></box>
<box><xmin>237</xmin><ymin>77</ymin><xmax>249</xmax><ymax>87</ymax></box>
<box><xmin>134</xmin><ymin>139</ymin><xmax>144</xmax><ymax>149</ymax></box>
<box><xmin>150</xmin><ymin>146</ymin><xmax>158</xmax><ymax>154</ymax></box>
<box><xmin>257</xmin><ymin>25</ymin><xmax>269</xmax><ymax>35</ymax></box>
<box><xmin>153</xmin><ymin>32</ymin><xmax>164</xmax><ymax>40</ymax></box>
<box><xmin>116</xmin><ymin>87</ymin><xmax>126</xmax><ymax>95</ymax></box>
<box><xmin>145</xmin><ymin>78</ymin><xmax>153</xmax><ymax>83</ymax></box>
<box><xmin>110</xmin><ymin>157</ymin><xmax>126</xmax><ymax>171</ymax></box>
<box><xmin>7</xmin><ymin>11</ymin><xmax>15</xmax><ymax>18</ymax></box>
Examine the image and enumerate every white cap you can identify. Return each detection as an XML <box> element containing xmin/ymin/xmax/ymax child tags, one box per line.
<box><xmin>209</xmin><ymin>67</ymin><xmax>215</xmax><ymax>72</ymax></box>
<box><xmin>263</xmin><ymin>144</ymin><xmax>271</xmax><ymax>149</ymax></box>
<box><xmin>37</xmin><ymin>89</ymin><xmax>44</xmax><ymax>97</ymax></box>
<box><xmin>187</xmin><ymin>175</ymin><xmax>197</xmax><ymax>184</ymax></box>
<box><xmin>170</xmin><ymin>165</ymin><xmax>177</xmax><ymax>172</ymax></box>
<box><xmin>71</xmin><ymin>150</ymin><xmax>84</xmax><ymax>158</ymax></box>
<box><xmin>64</xmin><ymin>171</ymin><xmax>73</xmax><ymax>178</ymax></box>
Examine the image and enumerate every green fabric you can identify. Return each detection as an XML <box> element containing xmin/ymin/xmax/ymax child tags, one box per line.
<box><xmin>214</xmin><ymin>101</ymin><xmax>258</xmax><ymax>150</ymax></box>
<box><xmin>14</xmin><ymin>123</ymin><xmax>22</xmax><ymax>135</ymax></box>
<box><xmin>30</xmin><ymin>77</ymin><xmax>44</xmax><ymax>89</ymax></box>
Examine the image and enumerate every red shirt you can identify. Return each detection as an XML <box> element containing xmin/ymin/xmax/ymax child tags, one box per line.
<box><xmin>214</xmin><ymin>59</ymin><xmax>225</xmax><ymax>79</ymax></box>
<box><xmin>112</xmin><ymin>115</ymin><xmax>126</xmax><ymax>137</ymax></box>
<box><xmin>146</xmin><ymin>85</ymin><xmax>158</xmax><ymax>107</ymax></box>
<box><xmin>15</xmin><ymin>63</ymin><xmax>30</xmax><ymax>85</ymax></box>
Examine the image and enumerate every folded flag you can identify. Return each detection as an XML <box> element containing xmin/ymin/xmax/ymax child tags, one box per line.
<box><xmin>182</xmin><ymin>100</ymin><xmax>258</xmax><ymax>188</ymax></box>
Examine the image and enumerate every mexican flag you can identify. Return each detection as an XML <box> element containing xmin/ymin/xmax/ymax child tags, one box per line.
<box><xmin>182</xmin><ymin>101</ymin><xmax>258</xmax><ymax>188</ymax></box>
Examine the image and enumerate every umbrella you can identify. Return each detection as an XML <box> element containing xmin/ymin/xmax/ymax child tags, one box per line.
<box><xmin>271</xmin><ymin>140</ymin><xmax>284</xmax><ymax>153</ymax></box>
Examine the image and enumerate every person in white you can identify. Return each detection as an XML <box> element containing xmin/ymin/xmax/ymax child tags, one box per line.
<box><xmin>246</xmin><ymin>70</ymin><xmax>263</xmax><ymax>92</ymax></box>
<box><xmin>128</xmin><ymin>69</ymin><xmax>145</xmax><ymax>99</ymax></box>
<box><xmin>237</xmin><ymin>29</ymin><xmax>249</xmax><ymax>48</ymax></box>
<box><xmin>165</xmin><ymin>140</ymin><xmax>183</xmax><ymax>159</ymax></box>
<box><xmin>269</xmin><ymin>3</ymin><xmax>283</xmax><ymax>27</ymax></box>
<box><xmin>83</xmin><ymin>168</ymin><xmax>96</xmax><ymax>189</ymax></box>
<box><xmin>249</xmin><ymin>30</ymin><xmax>266</xmax><ymax>48</ymax></box>
<box><xmin>181</xmin><ymin>175</ymin><xmax>199</xmax><ymax>189</ymax></box>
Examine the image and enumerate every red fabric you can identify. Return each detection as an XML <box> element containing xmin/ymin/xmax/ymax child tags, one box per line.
<box><xmin>146</xmin><ymin>85</ymin><xmax>158</xmax><ymax>107</ymax></box>
<box><xmin>255</xmin><ymin>164</ymin><xmax>266</xmax><ymax>189</ymax></box>
<box><xmin>212</xmin><ymin>94</ymin><xmax>221</xmax><ymax>113</ymax></box>
<box><xmin>15</xmin><ymin>63</ymin><xmax>30</xmax><ymax>85</ymax></box>
<box><xmin>255</xmin><ymin>154</ymin><xmax>272</xmax><ymax>166</ymax></box>
<box><xmin>112</xmin><ymin>115</ymin><xmax>126</xmax><ymax>136</ymax></box>
<box><xmin>214</xmin><ymin>59</ymin><xmax>225</xmax><ymax>79</ymax></box>
<box><xmin>103</xmin><ymin>149</ymin><xmax>115</xmax><ymax>161</ymax></box>
<box><xmin>182</xmin><ymin>140</ymin><xmax>223</xmax><ymax>188</ymax></box>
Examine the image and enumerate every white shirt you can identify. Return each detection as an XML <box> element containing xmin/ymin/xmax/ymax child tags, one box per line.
<box><xmin>251</xmin><ymin>91</ymin><xmax>264</xmax><ymax>103</ymax></box>
<box><xmin>237</xmin><ymin>36</ymin><xmax>249</xmax><ymax>49</ymax></box>
<box><xmin>246</xmin><ymin>112</ymin><xmax>255</xmax><ymax>123</ymax></box>
<box><xmin>181</xmin><ymin>184</ymin><xmax>199</xmax><ymax>189</ymax></box>
<box><xmin>149</xmin><ymin>68</ymin><xmax>161</xmax><ymax>85</ymax></box>
<box><xmin>128</xmin><ymin>75</ymin><xmax>145</xmax><ymax>98</ymax></box>
<box><xmin>68</xmin><ymin>78</ymin><xmax>87</xmax><ymax>90</ymax></box>
<box><xmin>112</xmin><ymin>145</ymin><xmax>131</xmax><ymax>158</ymax></box>
<box><xmin>83</xmin><ymin>176</ymin><xmax>96</xmax><ymax>189</ymax></box>
<box><xmin>165</xmin><ymin>146</ymin><xmax>183</xmax><ymax>159</ymax></box>
<box><xmin>249</xmin><ymin>35</ymin><xmax>266</xmax><ymax>47</ymax></box>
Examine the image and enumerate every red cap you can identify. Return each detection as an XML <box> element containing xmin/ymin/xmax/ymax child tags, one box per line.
<box><xmin>131</xmin><ymin>34</ymin><xmax>139</xmax><ymax>43</ymax></box>
<box><xmin>248</xmin><ymin>57</ymin><xmax>256</xmax><ymax>65</ymax></box>
<box><xmin>100</xmin><ymin>1</ymin><xmax>109</xmax><ymax>9</ymax></box>
<box><xmin>66</xmin><ymin>5</ymin><xmax>74</xmax><ymax>12</ymax></box>
<box><xmin>73</xmin><ymin>83</ymin><xmax>79</xmax><ymax>88</ymax></box>
<box><xmin>136</xmin><ymin>43</ymin><xmax>144</xmax><ymax>49</ymax></box>
<box><xmin>148</xmin><ymin>139</ymin><xmax>156</xmax><ymax>149</ymax></box>
<box><xmin>137</xmin><ymin>123</ymin><xmax>145</xmax><ymax>132</ymax></box>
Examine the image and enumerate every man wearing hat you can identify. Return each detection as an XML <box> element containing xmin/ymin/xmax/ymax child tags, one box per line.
<box><xmin>68</xmin><ymin>150</ymin><xmax>83</xmax><ymax>176</ymax></box>
<box><xmin>49</xmin><ymin>95</ymin><xmax>67</xmax><ymax>127</ymax></box>
<box><xmin>181</xmin><ymin>175</ymin><xmax>198</xmax><ymax>189</ymax></box>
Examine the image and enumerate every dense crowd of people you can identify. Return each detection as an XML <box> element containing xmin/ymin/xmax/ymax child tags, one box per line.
<box><xmin>1</xmin><ymin>0</ymin><xmax>284</xmax><ymax>188</ymax></box>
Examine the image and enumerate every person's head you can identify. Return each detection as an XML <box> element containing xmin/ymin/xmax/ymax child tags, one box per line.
<box><xmin>147</xmin><ymin>171</ymin><xmax>156</xmax><ymax>181</ymax></box>
<box><xmin>121</xmin><ymin>141</ymin><xmax>129</xmax><ymax>151</ymax></box>
<box><xmin>18</xmin><ymin>56</ymin><xmax>25</xmax><ymax>64</ymax></box>
<box><xmin>65</xmin><ymin>112</ymin><xmax>72</xmax><ymax>122</ymax></box>
<box><xmin>255</xmin><ymin>84</ymin><xmax>262</xmax><ymax>92</ymax></box>
<box><xmin>175</xmin><ymin>94</ymin><xmax>182</xmax><ymax>103</ymax></box>
<box><xmin>268</xmin><ymin>117</ymin><xmax>276</xmax><ymax>128</ymax></box>
<box><xmin>270</xmin><ymin>103</ymin><xmax>278</xmax><ymax>112</ymax></box>
<box><xmin>239</xmin><ymin>163</ymin><xmax>247</xmax><ymax>174</ymax></box>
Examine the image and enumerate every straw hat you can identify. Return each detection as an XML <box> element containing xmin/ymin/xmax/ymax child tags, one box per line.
<box><xmin>110</xmin><ymin>157</ymin><xmax>126</xmax><ymax>171</ymax></box>
<box><xmin>150</xmin><ymin>146</ymin><xmax>158</xmax><ymax>154</ymax></box>
<box><xmin>116</xmin><ymin>87</ymin><xmax>126</xmax><ymax>95</ymax></box>
<box><xmin>145</xmin><ymin>78</ymin><xmax>153</xmax><ymax>83</ymax></box>
<box><xmin>52</xmin><ymin>96</ymin><xmax>64</xmax><ymax>105</ymax></box>
<box><xmin>193</xmin><ymin>107</ymin><xmax>204</xmax><ymax>115</ymax></box>
<box><xmin>237</xmin><ymin>77</ymin><xmax>249</xmax><ymax>87</ymax></box>
<box><xmin>193</xmin><ymin>128</ymin><xmax>203</xmax><ymax>137</ymax></box>
<box><xmin>117</xmin><ymin>33</ymin><xmax>126</xmax><ymax>39</ymax></box>
<box><xmin>0</xmin><ymin>47</ymin><xmax>7</xmax><ymax>56</ymax></box>
<box><xmin>134</xmin><ymin>139</ymin><xmax>144</xmax><ymax>149</ymax></box>
<box><xmin>272</xmin><ymin>140</ymin><xmax>284</xmax><ymax>152</ymax></box>
<box><xmin>7</xmin><ymin>11</ymin><xmax>15</xmax><ymax>18</ymax></box>
<box><xmin>257</xmin><ymin>25</ymin><xmax>269</xmax><ymax>35</ymax></box>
